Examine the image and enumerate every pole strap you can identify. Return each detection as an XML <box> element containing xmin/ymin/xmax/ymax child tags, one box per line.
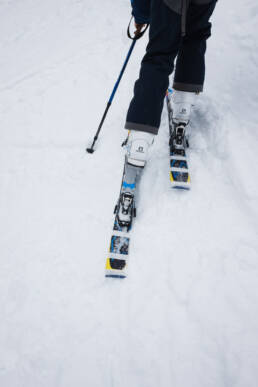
<box><xmin>127</xmin><ymin>16</ymin><xmax>149</xmax><ymax>40</ymax></box>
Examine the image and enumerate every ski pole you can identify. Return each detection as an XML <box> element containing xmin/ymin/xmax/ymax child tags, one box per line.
<box><xmin>86</xmin><ymin>19</ymin><xmax>149</xmax><ymax>154</ymax></box>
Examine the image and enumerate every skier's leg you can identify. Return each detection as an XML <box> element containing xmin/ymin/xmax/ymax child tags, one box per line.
<box><xmin>169</xmin><ymin>1</ymin><xmax>217</xmax><ymax>144</ymax></box>
<box><xmin>173</xmin><ymin>0</ymin><xmax>217</xmax><ymax>93</ymax></box>
<box><xmin>125</xmin><ymin>0</ymin><xmax>182</xmax><ymax>137</ymax></box>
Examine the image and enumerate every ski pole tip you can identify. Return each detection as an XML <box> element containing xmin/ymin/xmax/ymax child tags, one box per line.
<box><xmin>86</xmin><ymin>147</ymin><xmax>95</xmax><ymax>154</ymax></box>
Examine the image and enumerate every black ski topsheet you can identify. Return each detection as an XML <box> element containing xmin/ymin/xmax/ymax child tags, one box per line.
<box><xmin>166</xmin><ymin>88</ymin><xmax>191</xmax><ymax>190</ymax></box>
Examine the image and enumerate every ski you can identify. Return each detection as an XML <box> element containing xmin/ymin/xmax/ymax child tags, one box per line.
<box><xmin>105</xmin><ymin>157</ymin><xmax>141</xmax><ymax>278</ymax></box>
<box><xmin>166</xmin><ymin>88</ymin><xmax>191</xmax><ymax>190</ymax></box>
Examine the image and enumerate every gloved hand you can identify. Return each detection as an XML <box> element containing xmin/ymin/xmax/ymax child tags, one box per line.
<box><xmin>134</xmin><ymin>22</ymin><xmax>146</xmax><ymax>38</ymax></box>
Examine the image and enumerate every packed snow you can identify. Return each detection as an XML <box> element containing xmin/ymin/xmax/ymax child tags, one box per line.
<box><xmin>0</xmin><ymin>1</ymin><xmax>258</xmax><ymax>386</ymax></box>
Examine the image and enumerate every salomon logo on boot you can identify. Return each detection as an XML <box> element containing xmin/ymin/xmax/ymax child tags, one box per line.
<box><xmin>136</xmin><ymin>146</ymin><xmax>144</xmax><ymax>153</ymax></box>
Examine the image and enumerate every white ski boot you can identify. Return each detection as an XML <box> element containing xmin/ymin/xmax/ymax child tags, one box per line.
<box><xmin>114</xmin><ymin>130</ymin><xmax>154</xmax><ymax>230</ymax></box>
<box><xmin>125</xmin><ymin>130</ymin><xmax>155</xmax><ymax>168</ymax></box>
<box><xmin>167</xmin><ymin>90</ymin><xmax>197</xmax><ymax>189</ymax></box>
<box><xmin>169</xmin><ymin>89</ymin><xmax>197</xmax><ymax>150</ymax></box>
<box><xmin>171</xmin><ymin>90</ymin><xmax>197</xmax><ymax>125</ymax></box>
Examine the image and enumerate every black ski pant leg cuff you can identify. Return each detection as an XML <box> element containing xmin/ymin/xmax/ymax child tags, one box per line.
<box><xmin>173</xmin><ymin>82</ymin><xmax>203</xmax><ymax>93</ymax></box>
<box><xmin>125</xmin><ymin>122</ymin><xmax>158</xmax><ymax>135</ymax></box>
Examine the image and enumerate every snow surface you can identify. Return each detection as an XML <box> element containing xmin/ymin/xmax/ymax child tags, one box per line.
<box><xmin>0</xmin><ymin>1</ymin><xmax>258</xmax><ymax>386</ymax></box>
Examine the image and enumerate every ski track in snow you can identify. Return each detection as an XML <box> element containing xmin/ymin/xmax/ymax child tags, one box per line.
<box><xmin>0</xmin><ymin>1</ymin><xmax>258</xmax><ymax>386</ymax></box>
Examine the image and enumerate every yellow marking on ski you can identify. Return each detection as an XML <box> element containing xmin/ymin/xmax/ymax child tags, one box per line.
<box><xmin>187</xmin><ymin>174</ymin><xmax>191</xmax><ymax>183</ymax></box>
<box><xmin>106</xmin><ymin>258</ymin><xmax>112</xmax><ymax>270</ymax></box>
<box><xmin>170</xmin><ymin>171</ymin><xmax>174</xmax><ymax>182</ymax></box>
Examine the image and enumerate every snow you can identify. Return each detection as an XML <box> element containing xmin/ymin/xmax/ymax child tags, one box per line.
<box><xmin>0</xmin><ymin>1</ymin><xmax>258</xmax><ymax>386</ymax></box>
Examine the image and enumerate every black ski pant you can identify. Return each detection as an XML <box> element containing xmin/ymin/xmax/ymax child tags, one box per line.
<box><xmin>125</xmin><ymin>0</ymin><xmax>217</xmax><ymax>135</ymax></box>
